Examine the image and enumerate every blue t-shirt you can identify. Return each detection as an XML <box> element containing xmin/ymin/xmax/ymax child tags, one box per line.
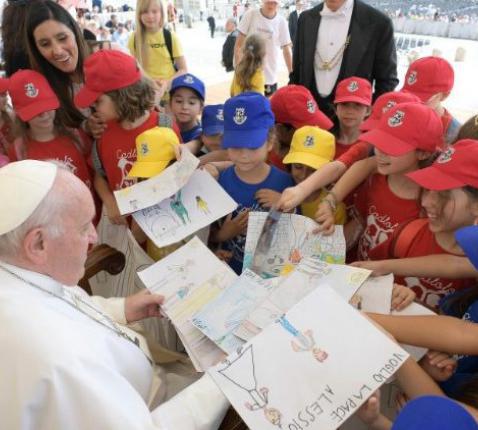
<box><xmin>181</xmin><ymin>123</ymin><xmax>202</xmax><ymax>143</ymax></box>
<box><xmin>218</xmin><ymin>165</ymin><xmax>294</xmax><ymax>274</ymax></box>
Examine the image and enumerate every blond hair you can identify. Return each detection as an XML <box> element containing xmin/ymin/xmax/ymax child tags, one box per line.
<box><xmin>236</xmin><ymin>33</ymin><xmax>265</xmax><ymax>92</ymax></box>
<box><xmin>133</xmin><ymin>0</ymin><xmax>166</xmax><ymax>69</ymax></box>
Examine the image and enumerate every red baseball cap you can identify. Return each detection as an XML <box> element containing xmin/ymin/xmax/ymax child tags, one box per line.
<box><xmin>407</xmin><ymin>140</ymin><xmax>478</xmax><ymax>190</ymax></box>
<box><xmin>402</xmin><ymin>56</ymin><xmax>454</xmax><ymax>102</ymax></box>
<box><xmin>360</xmin><ymin>91</ymin><xmax>421</xmax><ymax>131</ymax></box>
<box><xmin>334</xmin><ymin>77</ymin><xmax>372</xmax><ymax>106</ymax></box>
<box><xmin>75</xmin><ymin>50</ymin><xmax>141</xmax><ymax>108</ymax></box>
<box><xmin>270</xmin><ymin>84</ymin><xmax>333</xmax><ymax>130</ymax></box>
<box><xmin>360</xmin><ymin>102</ymin><xmax>443</xmax><ymax>156</ymax></box>
<box><xmin>8</xmin><ymin>70</ymin><xmax>59</xmax><ymax>122</ymax></box>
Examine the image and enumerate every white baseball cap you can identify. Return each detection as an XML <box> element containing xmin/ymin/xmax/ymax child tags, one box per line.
<box><xmin>0</xmin><ymin>160</ymin><xmax>57</xmax><ymax>235</ymax></box>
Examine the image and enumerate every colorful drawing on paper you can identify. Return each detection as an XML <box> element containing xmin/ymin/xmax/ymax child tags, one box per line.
<box><xmin>170</xmin><ymin>190</ymin><xmax>191</xmax><ymax>224</ymax></box>
<box><xmin>196</xmin><ymin>196</ymin><xmax>211</xmax><ymax>214</ymax></box>
<box><xmin>218</xmin><ymin>345</ymin><xmax>283</xmax><ymax>428</ymax></box>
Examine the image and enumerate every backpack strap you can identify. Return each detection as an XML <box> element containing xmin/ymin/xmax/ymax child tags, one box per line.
<box><xmin>163</xmin><ymin>28</ymin><xmax>177</xmax><ymax>71</ymax></box>
<box><xmin>391</xmin><ymin>218</ymin><xmax>429</xmax><ymax>258</ymax></box>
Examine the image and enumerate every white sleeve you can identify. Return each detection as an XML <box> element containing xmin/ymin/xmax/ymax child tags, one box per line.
<box><xmin>152</xmin><ymin>374</ymin><xmax>230</xmax><ymax>430</ymax></box>
<box><xmin>278</xmin><ymin>15</ymin><xmax>292</xmax><ymax>47</ymax></box>
<box><xmin>237</xmin><ymin>9</ymin><xmax>253</xmax><ymax>35</ymax></box>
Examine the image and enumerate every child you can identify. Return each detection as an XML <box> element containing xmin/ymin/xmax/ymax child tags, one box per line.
<box><xmin>319</xmin><ymin>102</ymin><xmax>444</xmax><ymax>261</ymax></box>
<box><xmin>230</xmin><ymin>33</ymin><xmax>265</xmax><ymax>97</ymax></box>
<box><xmin>6</xmin><ymin>70</ymin><xmax>92</xmax><ymax>191</ymax></box>
<box><xmin>198</xmin><ymin>104</ymin><xmax>230</xmax><ymax>164</ymax></box>
<box><xmin>269</xmin><ymin>84</ymin><xmax>333</xmax><ymax>170</ymax></box>
<box><xmin>402</xmin><ymin>56</ymin><xmax>460</xmax><ymax>144</ymax></box>
<box><xmin>74</xmin><ymin>50</ymin><xmax>159</xmax><ymax>225</ymax></box>
<box><xmin>212</xmin><ymin>92</ymin><xmax>294</xmax><ymax>274</ymax></box>
<box><xmin>128</xmin><ymin>0</ymin><xmax>187</xmax><ymax>101</ymax></box>
<box><xmin>456</xmin><ymin>114</ymin><xmax>478</xmax><ymax>142</ymax></box>
<box><xmin>169</xmin><ymin>73</ymin><xmax>205</xmax><ymax>152</ymax></box>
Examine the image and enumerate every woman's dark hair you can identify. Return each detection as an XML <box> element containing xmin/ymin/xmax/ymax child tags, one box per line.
<box><xmin>24</xmin><ymin>0</ymin><xmax>88</xmax><ymax>128</ymax></box>
<box><xmin>455</xmin><ymin>115</ymin><xmax>478</xmax><ymax>142</ymax></box>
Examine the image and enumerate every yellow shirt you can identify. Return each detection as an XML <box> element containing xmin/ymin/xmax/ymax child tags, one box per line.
<box><xmin>128</xmin><ymin>30</ymin><xmax>183</xmax><ymax>81</ymax></box>
<box><xmin>230</xmin><ymin>68</ymin><xmax>265</xmax><ymax>97</ymax></box>
<box><xmin>300</xmin><ymin>189</ymin><xmax>347</xmax><ymax>225</ymax></box>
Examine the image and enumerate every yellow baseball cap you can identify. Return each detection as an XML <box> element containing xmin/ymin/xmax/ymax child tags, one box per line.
<box><xmin>283</xmin><ymin>126</ymin><xmax>335</xmax><ymax>170</ymax></box>
<box><xmin>128</xmin><ymin>127</ymin><xmax>180</xmax><ymax>178</ymax></box>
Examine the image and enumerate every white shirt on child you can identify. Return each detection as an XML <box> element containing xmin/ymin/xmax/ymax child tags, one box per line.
<box><xmin>238</xmin><ymin>8</ymin><xmax>291</xmax><ymax>85</ymax></box>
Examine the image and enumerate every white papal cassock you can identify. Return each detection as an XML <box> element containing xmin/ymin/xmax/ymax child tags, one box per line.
<box><xmin>0</xmin><ymin>263</ymin><xmax>229</xmax><ymax>429</ymax></box>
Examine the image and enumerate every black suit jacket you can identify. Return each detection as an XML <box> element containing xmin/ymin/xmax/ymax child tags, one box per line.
<box><xmin>288</xmin><ymin>10</ymin><xmax>299</xmax><ymax>44</ymax></box>
<box><xmin>290</xmin><ymin>0</ymin><xmax>398</xmax><ymax>117</ymax></box>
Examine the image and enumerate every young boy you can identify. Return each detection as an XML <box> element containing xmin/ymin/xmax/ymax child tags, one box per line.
<box><xmin>402</xmin><ymin>56</ymin><xmax>460</xmax><ymax>144</ymax></box>
<box><xmin>169</xmin><ymin>73</ymin><xmax>205</xmax><ymax>153</ymax></box>
<box><xmin>269</xmin><ymin>84</ymin><xmax>333</xmax><ymax>170</ymax></box>
<box><xmin>198</xmin><ymin>104</ymin><xmax>230</xmax><ymax>164</ymax></box>
<box><xmin>213</xmin><ymin>92</ymin><xmax>294</xmax><ymax>274</ymax></box>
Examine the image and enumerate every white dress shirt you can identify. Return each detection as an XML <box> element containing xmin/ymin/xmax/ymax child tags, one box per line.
<box><xmin>314</xmin><ymin>0</ymin><xmax>354</xmax><ymax>97</ymax></box>
<box><xmin>0</xmin><ymin>263</ymin><xmax>228</xmax><ymax>430</ymax></box>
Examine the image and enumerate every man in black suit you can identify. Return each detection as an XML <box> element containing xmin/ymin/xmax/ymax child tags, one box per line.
<box><xmin>290</xmin><ymin>0</ymin><xmax>398</xmax><ymax>118</ymax></box>
<box><xmin>288</xmin><ymin>0</ymin><xmax>304</xmax><ymax>44</ymax></box>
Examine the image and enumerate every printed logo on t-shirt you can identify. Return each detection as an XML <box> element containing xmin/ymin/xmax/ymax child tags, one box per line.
<box><xmin>183</xmin><ymin>75</ymin><xmax>194</xmax><ymax>84</ymax></box>
<box><xmin>388</xmin><ymin>110</ymin><xmax>405</xmax><ymax>128</ymax></box>
<box><xmin>233</xmin><ymin>107</ymin><xmax>247</xmax><ymax>125</ymax></box>
<box><xmin>216</xmin><ymin>108</ymin><xmax>224</xmax><ymax>121</ymax></box>
<box><xmin>347</xmin><ymin>81</ymin><xmax>359</xmax><ymax>92</ymax></box>
<box><xmin>404</xmin><ymin>276</ymin><xmax>455</xmax><ymax>309</ymax></box>
<box><xmin>304</xmin><ymin>135</ymin><xmax>315</xmax><ymax>147</ymax></box>
<box><xmin>306</xmin><ymin>99</ymin><xmax>316</xmax><ymax>114</ymax></box>
<box><xmin>117</xmin><ymin>156</ymin><xmax>136</xmax><ymax>189</ymax></box>
<box><xmin>24</xmin><ymin>83</ymin><xmax>39</xmax><ymax>98</ymax></box>
<box><xmin>358</xmin><ymin>205</ymin><xmax>396</xmax><ymax>260</ymax></box>
<box><xmin>407</xmin><ymin>70</ymin><xmax>418</xmax><ymax>85</ymax></box>
<box><xmin>383</xmin><ymin>100</ymin><xmax>396</xmax><ymax>113</ymax></box>
<box><xmin>150</xmin><ymin>43</ymin><xmax>167</xmax><ymax>48</ymax></box>
<box><xmin>436</xmin><ymin>146</ymin><xmax>455</xmax><ymax>164</ymax></box>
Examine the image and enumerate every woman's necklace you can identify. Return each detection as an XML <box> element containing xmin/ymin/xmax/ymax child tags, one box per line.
<box><xmin>317</xmin><ymin>35</ymin><xmax>351</xmax><ymax>71</ymax></box>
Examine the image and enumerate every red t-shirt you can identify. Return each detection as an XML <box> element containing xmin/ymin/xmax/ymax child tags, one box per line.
<box><xmin>268</xmin><ymin>149</ymin><xmax>286</xmax><ymax>171</ymax></box>
<box><xmin>335</xmin><ymin>140</ymin><xmax>371</xmax><ymax>168</ymax></box>
<box><xmin>97</xmin><ymin>111</ymin><xmax>158</xmax><ymax>191</ymax></box>
<box><xmin>371</xmin><ymin>220</ymin><xmax>475</xmax><ymax>309</ymax></box>
<box><xmin>8</xmin><ymin>135</ymin><xmax>93</xmax><ymax>191</ymax></box>
<box><xmin>353</xmin><ymin>174</ymin><xmax>421</xmax><ymax>261</ymax></box>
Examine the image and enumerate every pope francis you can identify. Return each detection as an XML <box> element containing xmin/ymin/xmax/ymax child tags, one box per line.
<box><xmin>0</xmin><ymin>160</ymin><xmax>229</xmax><ymax>429</ymax></box>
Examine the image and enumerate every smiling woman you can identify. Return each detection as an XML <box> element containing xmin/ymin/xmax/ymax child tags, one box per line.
<box><xmin>24</xmin><ymin>0</ymin><xmax>88</xmax><ymax>128</ymax></box>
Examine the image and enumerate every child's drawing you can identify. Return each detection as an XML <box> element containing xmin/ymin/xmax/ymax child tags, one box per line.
<box><xmin>196</xmin><ymin>195</ymin><xmax>211</xmax><ymax>214</ymax></box>
<box><xmin>218</xmin><ymin>345</ymin><xmax>283</xmax><ymax>428</ymax></box>
<box><xmin>278</xmin><ymin>316</ymin><xmax>328</xmax><ymax>362</ymax></box>
<box><xmin>170</xmin><ymin>190</ymin><xmax>191</xmax><ymax>225</ymax></box>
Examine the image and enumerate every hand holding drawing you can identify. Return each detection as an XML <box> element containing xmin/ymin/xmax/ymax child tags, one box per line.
<box><xmin>391</xmin><ymin>284</ymin><xmax>416</xmax><ymax>311</ymax></box>
<box><xmin>421</xmin><ymin>351</ymin><xmax>457</xmax><ymax>382</ymax></box>
<box><xmin>356</xmin><ymin>390</ymin><xmax>391</xmax><ymax>430</ymax></box>
<box><xmin>314</xmin><ymin>200</ymin><xmax>336</xmax><ymax>235</ymax></box>
<box><xmin>201</xmin><ymin>163</ymin><xmax>220</xmax><ymax>179</ymax></box>
<box><xmin>105</xmin><ymin>198</ymin><xmax>128</xmax><ymax>225</ymax></box>
<box><xmin>351</xmin><ymin>260</ymin><xmax>391</xmax><ymax>277</ymax></box>
<box><xmin>276</xmin><ymin>184</ymin><xmax>308</xmax><ymax>212</ymax></box>
<box><xmin>255</xmin><ymin>189</ymin><xmax>281</xmax><ymax>209</ymax></box>
<box><xmin>216</xmin><ymin>210</ymin><xmax>250</xmax><ymax>242</ymax></box>
<box><xmin>125</xmin><ymin>289</ymin><xmax>165</xmax><ymax>323</ymax></box>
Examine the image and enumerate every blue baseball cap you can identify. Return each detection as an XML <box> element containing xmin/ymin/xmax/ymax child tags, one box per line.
<box><xmin>202</xmin><ymin>104</ymin><xmax>224</xmax><ymax>136</ymax></box>
<box><xmin>170</xmin><ymin>73</ymin><xmax>205</xmax><ymax>100</ymax></box>
<box><xmin>222</xmin><ymin>92</ymin><xmax>275</xmax><ymax>149</ymax></box>
<box><xmin>456</xmin><ymin>225</ymin><xmax>478</xmax><ymax>271</ymax></box>
<box><xmin>392</xmin><ymin>396</ymin><xmax>478</xmax><ymax>430</ymax></box>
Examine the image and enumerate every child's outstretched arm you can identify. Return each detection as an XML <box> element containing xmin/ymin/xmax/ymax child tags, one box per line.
<box><xmin>352</xmin><ymin>254</ymin><xmax>478</xmax><ymax>279</ymax></box>
<box><xmin>94</xmin><ymin>172</ymin><xmax>127</xmax><ymax>225</ymax></box>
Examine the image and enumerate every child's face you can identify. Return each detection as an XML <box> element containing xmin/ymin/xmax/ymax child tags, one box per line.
<box><xmin>421</xmin><ymin>188</ymin><xmax>478</xmax><ymax>234</ymax></box>
<box><xmin>94</xmin><ymin>94</ymin><xmax>118</xmax><ymax>122</ymax></box>
<box><xmin>374</xmin><ymin>147</ymin><xmax>420</xmax><ymax>175</ymax></box>
<box><xmin>291</xmin><ymin>163</ymin><xmax>315</xmax><ymax>184</ymax></box>
<box><xmin>140</xmin><ymin>2</ymin><xmax>163</xmax><ymax>31</ymax></box>
<box><xmin>28</xmin><ymin>110</ymin><xmax>56</xmax><ymax>131</ymax></box>
<box><xmin>0</xmin><ymin>92</ymin><xmax>8</xmax><ymax>111</ymax></box>
<box><xmin>336</xmin><ymin>102</ymin><xmax>369</xmax><ymax>130</ymax></box>
<box><xmin>274</xmin><ymin>123</ymin><xmax>294</xmax><ymax>158</ymax></box>
<box><xmin>227</xmin><ymin>140</ymin><xmax>272</xmax><ymax>173</ymax></box>
<box><xmin>170</xmin><ymin>88</ymin><xmax>202</xmax><ymax>128</ymax></box>
<box><xmin>202</xmin><ymin>133</ymin><xmax>223</xmax><ymax>152</ymax></box>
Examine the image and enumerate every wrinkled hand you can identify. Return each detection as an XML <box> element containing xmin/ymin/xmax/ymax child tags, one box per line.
<box><xmin>276</xmin><ymin>185</ymin><xmax>308</xmax><ymax>212</ymax></box>
<box><xmin>105</xmin><ymin>200</ymin><xmax>128</xmax><ymax>225</ymax></box>
<box><xmin>217</xmin><ymin>210</ymin><xmax>249</xmax><ymax>242</ymax></box>
<box><xmin>87</xmin><ymin>113</ymin><xmax>107</xmax><ymax>139</ymax></box>
<box><xmin>351</xmin><ymin>260</ymin><xmax>390</xmax><ymax>277</ymax></box>
<box><xmin>356</xmin><ymin>390</ymin><xmax>382</xmax><ymax>426</ymax></box>
<box><xmin>313</xmin><ymin>200</ymin><xmax>335</xmax><ymax>235</ymax></box>
<box><xmin>391</xmin><ymin>284</ymin><xmax>416</xmax><ymax>311</ymax></box>
<box><xmin>421</xmin><ymin>350</ymin><xmax>457</xmax><ymax>382</ymax></box>
<box><xmin>255</xmin><ymin>189</ymin><xmax>281</xmax><ymax>209</ymax></box>
<box><xmin>125</xmin><ymin>289</ymin><xmax>165</xmax><ymax>323</ymax></box>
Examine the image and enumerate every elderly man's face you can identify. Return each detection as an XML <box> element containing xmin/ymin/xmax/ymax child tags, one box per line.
<box><xmin>325</xmin><ymin>0</ymin><xmax>346</xmax><ymax>11</ymax></box>
<box><xmin>46</xmin><ymin>180</ymin><xmax>97</xmax><ymax>286</ymax></box>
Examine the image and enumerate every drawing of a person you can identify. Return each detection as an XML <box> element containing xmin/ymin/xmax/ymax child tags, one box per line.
<box><xmin>170</xmin><ymin>190</ymin><xmax>190</xmax><ymax>224</ymax></box>
<box><xmin>245</xmin><ymin>387</ymin><xmax>282</xmax><ymax>427</ymax></box>
<box><xmin>195</xmin><ymin>195</ymin><xmax>211</xmax><ymax>215</ymax></box>
<box><xmin>278</xmin><ymin>316</ymin><xmax>328</xmax><ymax>363</ymax></box>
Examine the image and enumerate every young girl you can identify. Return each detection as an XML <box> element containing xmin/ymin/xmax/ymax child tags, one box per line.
<box><xmin>317</xmin><ymin>102</ymin><xmax>443</xmax><ymax>261</ymax></box>
<box><xmin>350</xmin><ymin>140</ymin><xmax>478</xmax><ymax>309</ymax></box>
<box><xmin>277</xmin><ymin>90</ymin><xmax>421</xmax><ymax>212</ymax></box>
<box><xmin>129</xmin><ymin>0</ymin><xmax>187</xmax><ymax>102</ymax></box>
<box><xmin>230</xmin><ymin>33</ymin><xmax>265</xmax><ymax>97</ymax></box>
<box><xmin>74</xmin><ymin>50</ymin><xmax>160</xmax><ymax>225</ymax></box>
<box><xmin>6</xmin><ymin>70</ymin><xmax>92</xmax><ymax>191</ymax></box>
